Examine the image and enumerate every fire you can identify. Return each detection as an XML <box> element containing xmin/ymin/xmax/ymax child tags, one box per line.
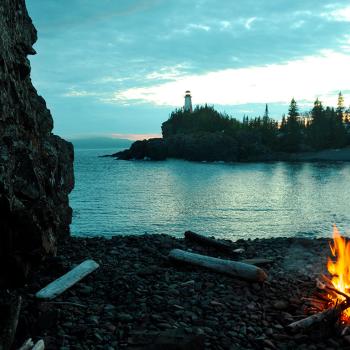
<box><xmin>327</xmin><ymin>225</ymin><xmax>350</xmax><ymax>320</ymax></box>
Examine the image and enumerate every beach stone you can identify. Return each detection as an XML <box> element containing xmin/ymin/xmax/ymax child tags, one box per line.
<box><xmin>79</xmin><ymin>285</ymin><xmax>94</xmax><ymax>295</ymax></box>
<box><xmin>116</xmin><ymin>312</ymin><xmax>133</xmax><ymax>322</ymax></box>
<box><xmin>273</xmin><ymin>300</ymin><xmax>289</xmax><ymax>310</ymax></box>
<box><xmin>144</xmin><ymin>329</ymin><xmax>205</xmax><ymax>350</ymax></box>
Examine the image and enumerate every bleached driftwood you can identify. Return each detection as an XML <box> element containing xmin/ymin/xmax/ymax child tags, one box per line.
<box><xmin>36</xmin><ymin>260</ymin><xmax>99</xmax><ymax>300</ymax></box>
<box><xmin>169</xmin><ymin>249</ymin><xmax>267</xmax><ymax>282</ymax></box>
<box><xmin>18</xmin><ymin>338</ymin><xmax>34</xmax><ymax>350</ymax></box>
<box><xmin>0</xmin><ymin>295</ymin><xmax>22</xmax><ymax>350</ymax></box>
<box><xmin>184</xmin><ymin>231</ymin><xmax>234</xmax><ymax>253</ymax></box>
<box><xmin>18</xmin><ymin>339</ymin><xmax>44</xmax><ymax>350</ymax></box>
<box><xmin>32</xmin><ymin>339</ymin><xmax>45</xmax><ymax>350</ymax></box>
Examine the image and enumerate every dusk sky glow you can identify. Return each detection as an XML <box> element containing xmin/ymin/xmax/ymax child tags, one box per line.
<box><xmin>26</xmin><ymin>0</ymin><xmax>350</xmax><ymax>139</ymax></box>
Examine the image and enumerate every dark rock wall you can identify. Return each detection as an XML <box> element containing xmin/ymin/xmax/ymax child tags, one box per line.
<box><xmin>0</xmin><ymin>0</ymin><xmax>74</xmax><ymax>285</ymax></box>
<box><xmin>115</xmin><ymin>133</ymin><xmax>239</xmax><ymax>162</ymax></box>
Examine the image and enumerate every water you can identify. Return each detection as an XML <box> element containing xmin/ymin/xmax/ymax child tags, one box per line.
<box><xmin>70</xmin><ymin>148</ymin><xmax>350</xmax><ymax>240</ymax></box>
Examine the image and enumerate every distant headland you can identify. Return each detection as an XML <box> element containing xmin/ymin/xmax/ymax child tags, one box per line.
<box><xmin>110</xmin><ymin>91</ymin><xmax>350</xmax><ymax>162</ymax></box>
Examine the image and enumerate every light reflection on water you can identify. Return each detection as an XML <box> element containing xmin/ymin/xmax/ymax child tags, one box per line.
<box><xmin>70</xmin><ymin>148</ymin><xmax>350</xmax><ymax>240</ymax></box>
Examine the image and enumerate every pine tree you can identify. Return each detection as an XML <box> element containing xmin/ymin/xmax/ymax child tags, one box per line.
<box><xmin>283</xmin><ymin>98</ymin><xmax>302</xmax><ymax>152</ymax></box>
<box><xmin>288</xmin><ymin>98</ymin><xmax>299</xmax><ymax>119</ymax></box>
<box><xmin>336</xmin><ymin>91</ymin><xmax>345</xmax><ymax>116</ymax></box>
<box><xmin>308</xmin><ymin>98</ymin><xmax>326</xmax><ymax>149</ymax></box>
<box><xmin>333</xmin><ymin>92</ymin><xmax>347</xmax><ymax>147</ymax></box>
<box><xmin>280</xmin><ymin>114</ymin><xmax>286</xmax><ymax>131</ymax></box>
<box><xmin>263</xmin><ymin>104</ymin><xmax>269</xmax><ymax>124</ymax></box>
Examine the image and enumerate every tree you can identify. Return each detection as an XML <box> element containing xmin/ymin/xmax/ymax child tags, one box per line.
<box><xmin>282</xmin><ymin>98</ymin><xmax>302</xmax><ymax>152</ymax></box>
<box><xmin>263</xmin><ymin>104</ymin><xmax>269</xmax><ymax>123</ymax></box>
<box><xmin>332</xmin><ymin>92</ymin><xmax>347</xmax><ymax>147</ymax></box>
<box><xmin>308</xmin><ymin>98</ymin><xmax>327</xmax><ymax>149</ymax></box>
<box><xmin>336</xmin><ymin>91</ymin><xmax>345</xmax><ymax>116</ymax></box>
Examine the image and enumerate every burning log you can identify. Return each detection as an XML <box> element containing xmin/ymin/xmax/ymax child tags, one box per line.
<box><xmin>288</xmin><ymin>302</ymin><xmax>349</xmax><ymax>332</ymax></box>
<box><xmin>169</xmin><ymin>249</ymin><xmax>267</xmax><ymax>282</ymax></box>
<box><xmin>289</xmin><ymin>227</ymin><xmax>350</xmax><ymax>333</ymax></box>
<box><xmin>36</xmin><ymin>259</ymin><xmax>99</xmax><ymax>300</ymax></box>
<box><xmin>184</xmin><ymin>231</ymin><xmax>234</xmax><ymax>254</ymax></box>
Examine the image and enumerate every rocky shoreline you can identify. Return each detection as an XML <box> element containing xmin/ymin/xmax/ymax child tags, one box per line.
<box><xmin>9</xmin><ymin>233</ymin><xmax>350</xmax><ymax>350</ymax></box>
<box><xmin>110</xmin><ymin>137</ymin><xmax>350</xmax><ymax>163</ymax></box>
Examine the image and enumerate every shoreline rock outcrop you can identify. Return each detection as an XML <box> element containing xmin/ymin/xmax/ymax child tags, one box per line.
<box><xmin>0</xmin><ymin>0</ymin><xmax>74</xmax><ymax>286</ymax></box>
<box><xmin>113</xmin><ymin>133</ymin><xmax>240</xmax><ymax>162</ymax></box>
<box><xmin>112</xmin><ymin>136</ymin><xmax>350</xmax><ymax>163</ymax></box>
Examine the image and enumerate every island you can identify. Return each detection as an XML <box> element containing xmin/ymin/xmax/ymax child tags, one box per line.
<box><xmin>111</xmin><ymin>97</ymin><xmax>350</xmax><ymax>162</ymax></box>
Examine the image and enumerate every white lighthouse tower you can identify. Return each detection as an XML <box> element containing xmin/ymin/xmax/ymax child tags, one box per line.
<box><xmin>184</xmin><ymin>90</ymin><xmax>192</xmax><ymax>112</ymax></box>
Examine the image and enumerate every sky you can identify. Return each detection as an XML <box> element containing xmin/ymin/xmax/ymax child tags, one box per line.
<box><xmin>26</xmin><ymin>0</ymin><xmax>350</xmax><ymax>140</ymax></box>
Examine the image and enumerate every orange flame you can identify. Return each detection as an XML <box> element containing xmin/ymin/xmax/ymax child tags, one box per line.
<box><xmin>327</xmin><ymin>225</ymin><xmax>350</xmax><ymax>320</ymax></box>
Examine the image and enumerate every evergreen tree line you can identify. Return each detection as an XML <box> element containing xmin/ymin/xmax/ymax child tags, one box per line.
<box><xmin>162</xmin><ymin>92</ymin><xmax>350</xmax><ymax>153</ymax></box>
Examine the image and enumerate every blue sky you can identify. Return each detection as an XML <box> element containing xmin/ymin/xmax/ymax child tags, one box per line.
<box><xmin>26</xmin><ymin>0</ymin><xmax>350</xmax><ymax>139</ymax></box>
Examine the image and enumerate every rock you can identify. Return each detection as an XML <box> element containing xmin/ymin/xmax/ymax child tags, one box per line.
<box><xmin>144</xmin><ymin>329</ymin><xmax>205</xmax><ymax>350</ymax></box>
<box><xmin>273</xmin><ymin>300</ymin><xmax>289</xmax><ymax>310</ymax></box>
<box><xmin>0</xmin><ymin>0</ymin><xmax>74</xmax><ymax>287</ymax></box>
<box><xmin>113</xmin><ymin>132</ymin><xmax>239</xmax><ymax>162</ymax></box>
<box><xmin>263</xmin><ymin>339</ymin><xmax>277</xmax><ymax>349</ymax></box>
<box><xmin>79</xmin><ymin>285</ymin><xmax>94</xmax><ymax>295</ymax></box>
<box><xmin>87</xmin><ymin>315</ymin><xmax>99</xmax><ymax>325</ymax></box>
<box><xmin>343</xmin><ymin>335</ymin><xmax>350</xmax><ymax>344</ymax></box>
<box><xmin>116</xmin><ymin>312</ymin><xmax>133</xmax><ymax>322</ymax></box>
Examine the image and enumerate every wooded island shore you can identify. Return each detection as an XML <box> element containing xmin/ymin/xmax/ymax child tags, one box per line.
<box><xmin>9</xmin><ymin>233</ymin><xmax>349</xmax><ymax>350</ymax></box>
<box><xmin>110</xmin><ymin>100</ymin><xmax>350</xmax><ymax>163</ymax></box>
<box><xmin>110</xmin><ymin>141</ymin><xmax>350</xmax><ymax>163</ymax></box>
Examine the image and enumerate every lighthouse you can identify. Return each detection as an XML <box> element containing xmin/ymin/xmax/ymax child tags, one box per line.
<box><xmin>184</xmin><ymin>90</ymin><xmax>192</xmax><ymax>112</ymax></box>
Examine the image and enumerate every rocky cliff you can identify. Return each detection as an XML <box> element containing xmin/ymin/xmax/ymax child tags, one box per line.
<box><xmin>113</xmin><ymin>132</ymin><xmax>239</xmax><ymax>162</ymax></box>
<box><xmin>0</xmin><ymin>0</ymin><xmax>74</xmax><ymax>286</ymax></box>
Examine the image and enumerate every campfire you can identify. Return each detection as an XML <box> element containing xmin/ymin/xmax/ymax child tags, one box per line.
<box><xmin>326</xmin><ymin>225</ymin><xmax>350</xmax><ymax>321</ymax></box>
<box><xmin>289</xmin><ymin>225</ymin><xmax>350</xmax><ymax>332</ymax></box>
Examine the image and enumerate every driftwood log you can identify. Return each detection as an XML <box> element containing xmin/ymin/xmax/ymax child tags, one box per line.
<box><xmin>18</xmin><ymin>339</ymin><xmax>45</xmax><ymax>350</ymax></box>
<box><xmin>18</xmin><ymin>339</ymin><xmax>34</xmax><ymax>350</ymax></box>
<box><xmin>288</xmin><ymin>303</ymin><xmax>345</xmax><ymax>332</ymax></box>
<box><xmin>184</xmin><ymin>231</ymin><xmax>234</xmax><ymax>253</ymax></box>
<box><xmin>32</xmin><ymin>340</ymin><xmax>45</xmax><ymax>350</ymax></box>
<box><xmin>169</xmin><ymin>249</ymin><xmax>267</xmax><ymax>282</ymax></box>
<box><xmin>0</xmin><ymin>295</ymin><xmax>22</xmax><ymax>350</ymax></box>
<box><xmin>36</xmin><ymin>260</ymin><xmax>99</xmax><ymax>300</ymax></box>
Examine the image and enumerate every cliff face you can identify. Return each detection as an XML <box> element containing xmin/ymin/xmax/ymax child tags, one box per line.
<box><xmin>0</xmin><ymin>0</ymin><xmax>74</xmax><ymax>285</ymax></box>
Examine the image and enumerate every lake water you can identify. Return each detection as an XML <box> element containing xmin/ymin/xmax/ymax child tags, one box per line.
<box><xmin>70</xmin><ymin>148</ymin><xmax>350</xmax><ymax>240</ymax></box>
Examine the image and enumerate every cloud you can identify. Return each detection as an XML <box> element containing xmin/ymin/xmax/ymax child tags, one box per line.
<box><xmin>219</xmin><ymin>20</ymin><xmax>231</xmax><ymax>30</ymax></box>
<box><xmin>291</xmin><ymin>20</ymin><xmax>305</xmax><ymax>29</ymax></box>
<box><xmin>111</xmin><ymin>133</ymin><xmax>162</xmax><ymax>140</ymax></box>
<box><xmin>63</xmin><ymin>88</ymin><xmax>100</xmax><ymax>97</ymax></box>
<box><xmin>188</xmin><ymin>23</ymin><xmax>211</xmax><ymax>32</ymax></box>
<box><xmin>145</xmin><ymin>64</ymin><xmax>189</xmax><ymax>81</ymax></box>
<box><xmin>322</xmin><ymin>5</ymin><xmax>350</xmax><ymax>22</ymax></box>
<box><xmin>109</xmin><ymin>51</ymin><xmax>350</xmax><ymax>107</ymax></box>
<box><xmin>244</xmin><ymin>17</ymin><xmax>257</xmax><ymax>29</ymax></box>
<box><xmin>26</xmin><ymin>0</ymin><xmax>350</xmax><ymax>136</ymax></box>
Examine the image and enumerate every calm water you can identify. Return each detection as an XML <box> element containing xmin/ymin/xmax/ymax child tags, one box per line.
<box><xmin>70</xmin><ymin>148</ymin><xmax>350</xmax><ymax>240</ymax></box>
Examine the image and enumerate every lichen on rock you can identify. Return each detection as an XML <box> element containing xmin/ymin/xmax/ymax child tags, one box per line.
<box><xmin>0</xmin><ymin>0</ymin><xmax>74</xmax><ymax>285</ymax></box>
